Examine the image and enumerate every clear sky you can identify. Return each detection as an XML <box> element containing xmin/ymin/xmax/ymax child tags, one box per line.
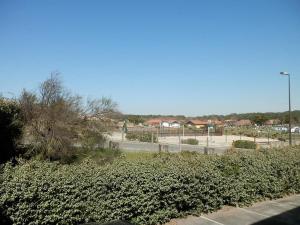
<box><xmin>1</xmin><ymin>0</ymin><xmax>299</xmax><ymax>116</ymax></box>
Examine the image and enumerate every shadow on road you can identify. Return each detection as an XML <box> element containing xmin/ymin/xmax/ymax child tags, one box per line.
<box><xmin>81</xmin><ymin>221</ymin><xmax>133</xmax><ymax>225</ymax></box>
<box><xmin>251</xmin><ymin>206</ymin><xmax>300</xmax><ymax>225</ymax></box>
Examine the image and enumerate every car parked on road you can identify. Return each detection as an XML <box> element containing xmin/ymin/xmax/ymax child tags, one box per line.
<box><xmin>291</xmin><ymin>127</ymin><xmax>300</xmax><ymax>133</ymax></box>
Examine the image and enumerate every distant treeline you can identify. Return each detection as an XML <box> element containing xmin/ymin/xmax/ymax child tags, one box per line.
<box><xmin>124</xmin><ymin>110</ymin><xmax>300</xmax><ymax>124</ymax></box>
<box><xmin>198</xmin><ymin>110</ymin><xmax>300</xmax><ymax>122</ymax></box>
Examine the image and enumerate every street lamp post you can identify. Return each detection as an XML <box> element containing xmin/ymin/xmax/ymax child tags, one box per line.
<box><xmin>280</xmin><ymin>72</ymin><xmax>292</xmax><ymax>146</ymax></box>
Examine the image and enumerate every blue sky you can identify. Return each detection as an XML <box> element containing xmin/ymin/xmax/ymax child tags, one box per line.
<box><xmin>1</xmin><ymin>0</ymin><xmax>299</xmax><ymax>116</ymax></box>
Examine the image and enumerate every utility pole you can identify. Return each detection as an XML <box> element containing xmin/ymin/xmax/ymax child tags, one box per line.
<box><xmin>288</xmin><ymin>74</ymin><xmax>292</xmax><ymax>145</ymax></box>
<box><xmin>280</xmin><ymin>72</ymin><xmax>292</xmax><ymax>146</ymax></box>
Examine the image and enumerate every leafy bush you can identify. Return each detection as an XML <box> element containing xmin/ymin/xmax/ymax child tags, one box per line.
<box><xmin>233</xmin><ymin>140</ymin><xmax>257</xmax><ymax>149</ymax></box>
<box><xmin>126</xmin><ymin>132</ymin><xmax>157</xmax><ymax>143</ymax></box>
<box><xmin>0</xmin><ymin>98</ymin><xmax>23</xmax><ymax>164</ymax></box>
<box><xmin>181</xmin><ymin>138</ymin><xmax>199</xmax><ymax>145</ymax></box>
<box><xmin>19</xmin><ymin>74</ymin><xmax>118</xmax><ymax>163</ymax></box>
<box><xmin>75</xmin><ymin>147</ymin><xmax>122</xmax><ymax>165</ymax></box>
<box><xmin>0</xmin><ymin>147</ymin><xmax>299</xmax><ymax>225</ymax></box>
<box><xmin>278</xmin><ymin>137</ymin><xmax>286</xmax><ymax>142</ymax></box>
<box><xmin>125</xmin><ymin>132</ymin><xmax>139</xmax><ymax>141</ymax></box>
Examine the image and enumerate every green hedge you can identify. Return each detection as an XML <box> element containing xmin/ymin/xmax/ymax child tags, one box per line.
<box><xmin>0</xmin><ymin>98</ymin><xmax>24</xmax><ymax>164</ymax></box>
<box><xmin>1</xmin><ymin>147</ymin><xmax>300</xmax><ymax>225</ymax></box>
<box><xmin>126</xmin><ymin>132</ymin><xmax>157</xmax><ymax>143</ymax></box>
<box><xmin>181</xmin><ymin>138</ymin><xmax>199</xmax><ymax>145</ymax></box>
<box><xmin>233</xmin><ymin>140</ymin><xmax>257</xmax><ymax>149</ymax></box>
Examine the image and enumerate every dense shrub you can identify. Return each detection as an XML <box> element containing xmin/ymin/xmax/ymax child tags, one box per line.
<box><xmin>19</xmin><ymin>75</ymin><xmax>118</xmax><ymax>163</ymax></box>
<box><xmin>126</xmin><ymin>132</ymin><xmax>157</xmax><ymax>143</ymax></box>
<box><xmin>75</xmin><ymin>147</ymin><xmax>122</xmax><ymax>165</ymax></box>
<box><xmin>181</xmin><ymin>138</ymin><xmax>199</xmax><ymax>145</ymax></box>
<box><xmin>278</xmin><ymin>137</ymin><xmax>286</xmax><ymax>142</ymax></box>
<box><xmin>233</xmin><ymin>140</ymin><xmax>257</xmax><ymax>149</ymax></box>
<box><xmin>0</xmin><ymin>147</ymin><xmax>299</xmax><ymax>225</ymax></box>
<box><xmin>0</xmin><ymin>98</ymin><xmax>23</xmax><ymax>164</ymax></box>
<box><xmin>125</xmin><ymin>132</ymin><xmax>139</xmax><ymax>141</ymax></box>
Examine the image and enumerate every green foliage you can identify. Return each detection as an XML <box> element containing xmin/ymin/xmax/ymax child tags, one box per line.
<box><xmin>0</xmin><ymin>98</ymin><xmax>24</xmax><ymax>164</ymax></box>
<box><xmin>250</xmin><ymin>114</ymin><xmax>268</xmax><ymax>126</ymax></box>
<box><xmin>19</xmin><ymin>74</ymin><xmax>117</xmax><ymax>163</ymax></box>
<box><xmin>81</xmin><ymin>130</ymin><xmax>107</xmax><ymax>151</ymax></box>
<box><xmin>126</xmin><ymin>132</ymin><xmax>157</xmax><ymax>143</ymax></box>
<box><xmin>225</xmin><ymin>126</ymin><xmax>285</xmax><ymax>140</ymax></box>
<box><xmin>127</xmin><ymin>115</ymin><xmax>145</xmax><ymax>125</ymax></box>
<box><xmin>75</xmin><ymin>148</ymin><xmax>122</xmax><ymax>165</ymax></box>
<box><xmin>125</xmin><ymin>110</ymin><xmax>300</xmax><ymax>125</ymax></box>
<box><xmin>1</xmin><ymin>147</ymin><xmax>300</xmax><ymax>225</ymax></box>
<box><xmin>233</xmin><ymin>140</ymin><xmax>257</xmax><ymax>149</ymax></box>
<box><xmin>181</xmin><ymin>138</ymin><xmax>199</xmax><ymax>145</ymax></box>
<box><xmin>125</xmin><ymin>132</ymin><xmax>138</xmax><ymax>141</ymax></box>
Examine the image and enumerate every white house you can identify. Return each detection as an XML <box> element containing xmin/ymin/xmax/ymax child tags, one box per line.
<box><xmin>161</xmin><ymin>120</ymin><xmax>181</xmax><ymax>128</ymax></box>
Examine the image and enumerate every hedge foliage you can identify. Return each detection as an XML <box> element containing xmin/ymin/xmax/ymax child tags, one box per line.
<box><xmin>233</xmin><ymin>140</ymin><xmax>257</xmax><ymax>149</ymax></box>
<box><xmin>0</xmin><ymin>98</ymin><xmax>24</xmax><ymax>164</ymax></box>
<box><xmin>181</xmin><ymin>138</ymin><xmax>199</xmax><ymax>145</ymax></box>
<box><xmin>1</xmin><ymin>147</ymin><xmax>300</xmax><ymax>225</ymax></box>
<box><xmin>126</xmin><ymin>132</ymin><xmax>157</xmax><ymax>143</ymax></box>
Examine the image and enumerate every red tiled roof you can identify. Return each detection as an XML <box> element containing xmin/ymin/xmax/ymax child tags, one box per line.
<box><xmin>212</xmin><ymin>120</ymin><xmax>223</xmax><ymax>125</ymax></box>
<box><xmin>146</xmin><ymin>119</ymin><xmax>161</xmax><ymax>125</ymax></box>
<box><xmin>187</xmin><ymin>120</ymin><xmax>208</xmax><ymax>125</ymax></box>
<box><xmin>235</xmin><ymin>119</ymin><xmax>252</xmax><ymax>126</ymax></box>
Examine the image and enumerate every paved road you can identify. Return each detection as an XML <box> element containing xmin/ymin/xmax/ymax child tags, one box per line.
<box><xmin>166</xmin><ymin>195</ymin><xmax>300</xmax><ymax>225</ymax></box>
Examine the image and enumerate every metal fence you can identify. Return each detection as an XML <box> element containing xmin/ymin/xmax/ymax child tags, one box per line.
<box><xmin>107</xmin><ymin>140</ymin><xmax>228</xmax><ymax>154</ymax></box>
<box><xmin>126</xmin><ymin>127</ymin><xmax>223</xmax><ymax>137</ymax></box>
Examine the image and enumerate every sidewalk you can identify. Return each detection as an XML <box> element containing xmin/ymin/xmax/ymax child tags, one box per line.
<box><xmin>166</xmin><ymin>195</ymin><xmax>300</xmax><ymax>225</ymax></box>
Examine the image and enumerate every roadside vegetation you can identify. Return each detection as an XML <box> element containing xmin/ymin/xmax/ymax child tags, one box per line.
<box><xmin>232</xmin><ymin>140</ymin><xmax>257</xmax><ymax>149</ymax></box>
<box><xmin>0</xmin><ymin>98</ymin><xmax>23</xmax><ymax>164</ymax></box>
<box><xmin>0</xmin><ymin>73</ymin><xmax>119</xmax><ymax>165</ymax></box>
<box><xmin>224</xmin><ymin>126</ymin><xmax>300</xmax><ymax>142</ymax></box>
<box><xmin>1</xmin><ymin>147</ymin><xmax>299</xmax><ymax>225</ymax></box>
<box><xmin>181</xmin><ymin>138</ymin><xmax>199</xmax><ymax>145</ymax></box>
<box><xmin>126</xmin><ymin>132</ymin><xmax>158</xmax><ymax>143</ymax></box>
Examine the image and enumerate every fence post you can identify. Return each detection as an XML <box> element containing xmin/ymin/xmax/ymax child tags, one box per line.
<box><xmin>179</xmin><ymin>133</ymin><xmax>182</xmax><ymax>152</ymax></box>
<box><xmin>207</xmin><ymin>127</ymin><xmax>210</xmax><ymax>146</ymax></box>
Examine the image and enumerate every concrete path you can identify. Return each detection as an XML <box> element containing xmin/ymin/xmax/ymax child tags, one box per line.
<box><xmin>166</xmin><ymin>195</ymin><xmax>300</xmax><ymax>225</ymax></box>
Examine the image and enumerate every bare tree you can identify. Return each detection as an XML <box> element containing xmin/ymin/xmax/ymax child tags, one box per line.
<box><xmin>20</xmin><ymin>73</ymin><xmax>118</xmax><ymax>162</ymax></box>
